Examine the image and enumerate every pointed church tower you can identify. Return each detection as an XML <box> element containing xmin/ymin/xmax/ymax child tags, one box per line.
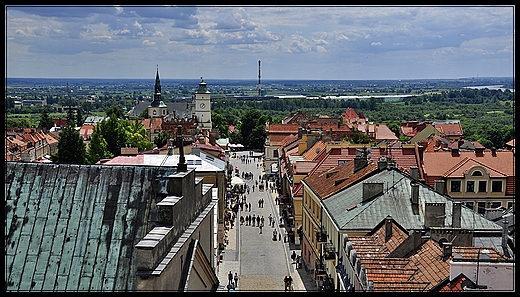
<box><xmin>148</xmin><ymin>66</ymin><xmax>168</xmax><ymax>118</ymax></box>
<box><xmin>194</xmin><ymin>77</ymin><xmax>212</xmax><ymax>130</ymax></box>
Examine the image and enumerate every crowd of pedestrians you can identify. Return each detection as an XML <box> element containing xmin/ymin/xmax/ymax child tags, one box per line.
<box><xmin>221</xmin><ymin>151</ymin><xmax>310</xmax><ymax>292</ymax></box>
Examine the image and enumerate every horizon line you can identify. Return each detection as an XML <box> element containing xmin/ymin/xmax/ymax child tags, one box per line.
<box><xmin>6</xmin><ymin>76</ymin><xmax>513</xmax><ymax>81</ymax></box>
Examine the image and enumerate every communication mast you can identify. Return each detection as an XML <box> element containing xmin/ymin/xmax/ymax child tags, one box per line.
<box><xmin>258</xmin><ymin>60</ymin><xmax>261</xmax><ymax>96</ymax></box>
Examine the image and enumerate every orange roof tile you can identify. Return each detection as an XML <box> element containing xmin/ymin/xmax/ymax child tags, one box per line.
<box><xmin>422</xmin><ymin>150</ymin><xmax>514</xmax><ymax>177</ymax></box>
<box><xmin>434</xmin><ymin>122</ymin><xmax>463</xmax><ymax>137</ymax></box>
<box><xmin>302</xmin><ymin>140</ymin><xmax>327</xmax><ymax>160</ymax></box>
<box><xmin>375</xmin><ymin>124</ymin><xmax>398</xmax><ymax>141</ymax></box>
<box><xmin>267</xmin><ymin>123</ymin><xmax>300</xmax><ymax>133</ymax></box>
<box><xmin>304</xmin><ymin>161</ymin><xmax>379</xmax><ymax>199</ymax></box>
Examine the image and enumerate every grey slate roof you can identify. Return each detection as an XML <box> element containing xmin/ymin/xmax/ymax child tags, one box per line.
<box><xmin>323</xmin><ymin>167</ymin><xmax>503</xmax><ymax>234</ymax></box>
<box><xmin>5</xmin><ymin>162</ymin><xmax>176</xmax><ymax>292</ymax></box>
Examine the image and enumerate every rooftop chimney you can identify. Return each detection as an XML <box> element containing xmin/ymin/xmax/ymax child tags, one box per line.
<box><xmin>167</xmin><ymin>138</ymin><xmax>175</xmax><ymax>156</ymax></box>
<box><xmin>410</xmin><ymin>166</ymin><xmax>419</xmax><ymax>180</ymax></box>
<box><xmin>377</xmin><ymin>156</ymin><xmax>388</xmax><ymax>170</ymax></box>
<box><xmin>354</xmin><ymin>150</ymin><xmax>368</xmax><ymax>173</ymax></box>
<box><xmin>501</xmin><ymin>219</ymin><xmax>509</xmax><ymax>255</ymax></box>
<box><xmin>411</xmin><ymin>182</ymin><xmax>419</xmax><ymax>205</ymax></box>
<box><xmin>424</xmin><ymin>203</ymin><xmax>446</xmax><ymax>228</ymax></box>
<box><xmin>385</xmin><ymin>215</ymin><xmax>393</xmax><ymax>241</ymax></box>
<box><xmin>362</xmin><ymin>182</ymin><xmax>383</xmax><ymax>202</ymax></box>
<box><xmin>452</xmin><ymin>202</ymin><xmax>461</xmax><ymax>228</ymax></box>
<box><xmin>434</xmin><ymin>180</ymin><xmax>445</xmax><ymax>194</ymax></box>
<box><xmin>442</xmin><ymin>242</ymin><xmax>453</xmax><ymax>260</ymax></box>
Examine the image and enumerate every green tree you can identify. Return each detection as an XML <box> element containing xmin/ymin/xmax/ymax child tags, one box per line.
<box><xmin>239</xmin><ymin>109</ymin><xmax>264</xmax><ymax>148</ymax></box>
<box><xmin>212</xmin><ymin>110</ymin><xmax>229</xmax><ymax>138</ymax></box>
<box><xmin>98</xmin><ymin>114</ymin><xmax>127</xmax><ymax>157</ymax></box>
<box><xmin>76</xmin><ymin>107</ymin><xmax>84</xmax><ymax>126</ymax></box>
<box><xmin>106</xmin><ymin>106</ymin><xmax>126</xmax><ymax>119</ymax></box>
<box><xmin>154</xmin><ymin>130</ymin><xmax>174</xmax><ymax>149</ymax></box>
<box><xmin>86</xmin><ymin>125</ymin><xmax>113</xmax><ymax>164</ymax></box>
<box><xmin>38</xmin><ymin>107</ymin><xmax>55</xmax><ymax>131</ymax></box>
<box><xmin>66</xmin><ymin>107</ymin><xmax>76</xmax><ymax>127</ymax></box>
<box><xmin>51</xmin><ymin>123</ymin><xmax>87</xmax><ymax>164</ymax></box>
<box><xmin>122</xmin><ymin>119</ymin><xmax>154</xmax><ymax>152</ymax></box>
<box><xmin>351</xmin><ymin>129</ymin><xmax>371</xmax><ymax>144</ymax></box>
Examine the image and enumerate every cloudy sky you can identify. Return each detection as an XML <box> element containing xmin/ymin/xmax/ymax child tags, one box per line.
<box><xmin>5</xmin><ymin>5</ymin><xmax>515</xmax><ymax>80</ymax></box>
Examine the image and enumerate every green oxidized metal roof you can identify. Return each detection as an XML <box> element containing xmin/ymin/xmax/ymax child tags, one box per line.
<box><xmin>322</xmin><ymin>168</ymin><xmax>503</xmax><ymax>233</ymax></box>
<box><xmin>5</xmin><ymin>162</ymin><xmax>175</xmax><ymax>292</ymax></box>
<box><xmin>196</xmin><ymin>78</ymin><xmax>210</xmax><ymax>94</ymax></box>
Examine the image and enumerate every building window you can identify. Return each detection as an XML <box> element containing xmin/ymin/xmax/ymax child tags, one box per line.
<box><xmin>490</xmin><ymin>202</ymin><xmax>502</xmax><ymax>209</ymax></box>
<box><xmin>463</xmin><ymin>202</ymin><xmax>474</xmax><ymax>211</ymax></box>
<box><xmin>478</xmin><ymin>181</ymin><xmax>487</xmax><ymax>192</ymax></box>
<box><xmin>491</xmin><ymin>180</ymin><xmax>502</xmax><ymax>192</ymax></box>
<box><xmin>153</xmin><ymin>110</ymin><xmax>157</xmax><ymax>115</ymax></box>
<box><xmin>477</xmin><ymin>202</ymin><xmax>486</xmax><ymax>214</ymax></box>
<box><xmin>450</xmin><ymin>181</ymin><xmax>461</xmax><ymax>192</ymax></box>
<box><xmin>273</xmin><ymin>150</ymin><xmax>279</xmax><ymax>158</ymax></box>
<box><xmin>472</xmin><ymin>171</ymin><xmax>483</xmax><ymax>176</ymax></box>
<box><xmin>466</xmin><ymin>181</ymin><xmax>475</xmax><ymax>192</ymax></box>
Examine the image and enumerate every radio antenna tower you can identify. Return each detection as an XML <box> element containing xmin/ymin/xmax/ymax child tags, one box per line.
<box><xmin>258</xmin><ymin>60</ymin><xmax>261</xmax><ymax>96</ymax></box>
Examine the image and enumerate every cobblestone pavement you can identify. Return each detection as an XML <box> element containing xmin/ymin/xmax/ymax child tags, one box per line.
<box><xmin>217</xmin><ymin>151</ymin><xmax>318</xmax><ymax>292</ymax></box>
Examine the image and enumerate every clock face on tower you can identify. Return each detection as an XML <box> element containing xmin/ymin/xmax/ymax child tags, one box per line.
<box><xmin>200</xmin><ymin>103</ymin><xmax>206</xmax><ymax>109</ymax></box>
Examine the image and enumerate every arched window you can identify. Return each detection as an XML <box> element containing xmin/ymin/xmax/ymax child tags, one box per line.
<box><xmin>472</xmin><ymin>171</ymin><xmax>482</xmax><ymax>176</ymax></box>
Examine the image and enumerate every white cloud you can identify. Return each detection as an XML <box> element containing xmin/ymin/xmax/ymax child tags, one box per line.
<box><xmin>5</xmin><ymin>5</ymin><xmax>514</xmax><ymax>79</ymax></box>
<box><xmin>142</xmin><ymin>39</ymin><xmax>156</xmax><ymax>46</ymax></box>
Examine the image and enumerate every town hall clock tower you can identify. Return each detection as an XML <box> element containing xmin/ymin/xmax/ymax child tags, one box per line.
<box><xmin>194</xmin><ymin>77</ymin><xmax>212</xmax><ymax>131</ymax></box>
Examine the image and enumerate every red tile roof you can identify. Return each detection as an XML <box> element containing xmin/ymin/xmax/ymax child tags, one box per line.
<box><xmin>304</xmin><ymin>160</ymin><xmax>379</xmax><ymax>199</ymax></box>
<box><xmin>434</xmin><ymin>122</ymin><xmax>463</xmax><ymax>137</ymax></box>
<box><xmin>347</xmin><ymin>217</ymin><xmax>512</xmax><ymax>292</ymax></box>
<box><xmin>422</xmin><ymin>150</ymin><xmax>515</xmax><ymax>194</ymax></box>
<box><xmin>375</xmin><ymin>124</ymin><xmax>398</xmax><ymax>141</ymax></box>
<box><xmin>267</xmin><ymin>123</ymin><xmax>300</xmax><ymax>133</ymax></box>
<box><xmin>307</xmin><ymin>146</ymin><xmax>419</xmax><ymax>177</ymax></box>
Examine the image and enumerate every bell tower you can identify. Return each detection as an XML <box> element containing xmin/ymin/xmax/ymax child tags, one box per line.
<box><xmin>148</xmin><ymin>66</ymin><xmax>168</xmax><ymax>118</ymax></box>
<box><xmin>194</xmin><ymin>77</ymin><xmax>212</xmax><ymax>130</ymax></box>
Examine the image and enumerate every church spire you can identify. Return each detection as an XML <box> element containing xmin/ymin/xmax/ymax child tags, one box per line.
<box><xmin>151</xmin><ymin>65</ymin><xmax>162</xmax><ymax>107</ymax></box>
<box><xmin>154</xmin><ymin>65</ymin><xmax>161</xmax><ymax>96</ymax></box>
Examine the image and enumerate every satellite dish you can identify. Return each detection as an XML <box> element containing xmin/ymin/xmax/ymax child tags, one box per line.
<box><xmin>367</xmin><ymin>153</ymin><xmax>372</xmax><ymax>159</ymax></box>
<box><xmin>316</xmin><ymin>148</ymin><xmax>321</xmax><ymax>154</ymax></box>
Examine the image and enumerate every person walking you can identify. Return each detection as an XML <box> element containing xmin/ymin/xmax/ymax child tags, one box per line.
<box><xmin>228</xmin><ymin>271</ymin><xmax>233</xmax><ymax>285</ymax></box>
<box><xmin>259</xmin><ymin>222</ymin><xmax>263</xmax><ymax>234</ymax></box>
<box><xmin>284</xmin><ymin>275</ymin><xmax>293</xmax><ymax>291</ymax></box>
<box><xmin>291</xmin><ymin>250</ymin><xmax>297</xmax><ymax>263</ymax></box>
<box><xmin>233</xmin><ymin>272</ymin><xmax>239</xmax><ymax>288</ymax></box>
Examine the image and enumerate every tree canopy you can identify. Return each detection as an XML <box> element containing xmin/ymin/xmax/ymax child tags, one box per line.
<box><xmin>51</xmin><ymin>123</ymin><xmax>87</xmax><ymax>164</ymax></box>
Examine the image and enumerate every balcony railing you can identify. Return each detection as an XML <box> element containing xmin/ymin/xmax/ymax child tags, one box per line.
<box><xmin>316</xmin><ymin>230</ymin><xmax>327</xmax><ymax>243</ymax></box>
<box><xmin>324</xmin><ymin>243</ymin><xmax>336</xmax><ymax>261</ymax></box>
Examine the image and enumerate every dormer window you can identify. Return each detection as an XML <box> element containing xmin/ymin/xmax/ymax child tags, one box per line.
<box><xmin>472</xmin><ymin>171</ymin><xmax>483</xmax><ymax>176</ymax></box>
